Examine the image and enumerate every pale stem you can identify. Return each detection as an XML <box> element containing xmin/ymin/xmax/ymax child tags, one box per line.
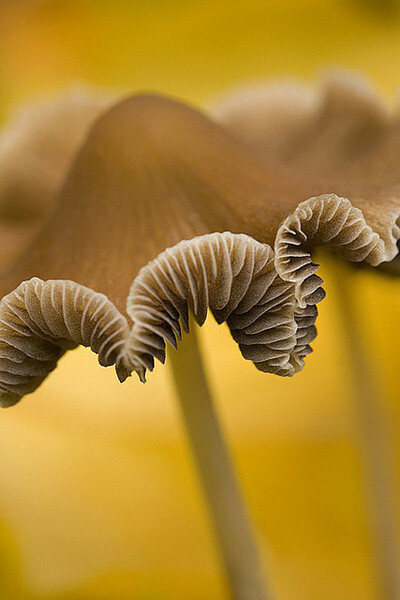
<box><xmin>333</xmin><ymin>262</ymin><xmax>400</xmax><ymax>600</ymax></box>
<box><xmin>169</xmin><ymin>320</ymin><xmax>270</xmax><ymax>600</ymax></box>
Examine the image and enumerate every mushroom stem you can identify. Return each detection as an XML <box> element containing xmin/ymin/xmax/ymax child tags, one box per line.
<box><xmin>169</xmin><ymin>320</ymin><xmax>270</xmax><ymax>600</ymax></box>
<box><xmin>333</xmin><ymin>262</ymin><xmax>400</xmax><ymax>600</ymax></box>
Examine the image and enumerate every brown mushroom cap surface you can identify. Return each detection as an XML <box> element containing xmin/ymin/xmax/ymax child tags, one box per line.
<box><xmin>0</xmin><ymin>88</ymin><xmax>115</xmax><ymax>273</ymax></box>
<box><xmin>0</xmin><ymin>94</ymin><xmax>312</xmax><ymax>305</ymax></box>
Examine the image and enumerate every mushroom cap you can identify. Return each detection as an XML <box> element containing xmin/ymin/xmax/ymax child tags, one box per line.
<box><xmin>0</xmin><ymin>93</ymin><xmax>317</xmax><ymax>404</ymax></box>
<box><xmin>0</xmin><ymin>233</ymin><xmax>316</xmax><ymax>406</ymax></box>
<box><xmin>0</xmin><ymin>85</ymin><xmax>398</xmax><ymax>404</ymax></box>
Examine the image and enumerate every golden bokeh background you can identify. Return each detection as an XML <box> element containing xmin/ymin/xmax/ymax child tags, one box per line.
<box><xmin>0</xmin><ymin>1</ymin><xmax>400</xmax><ymax>599</ymax></box>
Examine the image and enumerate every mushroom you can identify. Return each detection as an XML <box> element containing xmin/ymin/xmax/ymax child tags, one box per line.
<box><xmin>0</xmin><ymin>92</ymin><xmax>322</xmax><ymax>398</ymax></box>
<box><xmin>0</xmin><ymin>88</ymin><xmax>399</xmax><ymax>598</ymax></box>
<box><xmin>213</xmin><ymin>71</ymin><xmax>400</xmax><ymax>598</ymax></box>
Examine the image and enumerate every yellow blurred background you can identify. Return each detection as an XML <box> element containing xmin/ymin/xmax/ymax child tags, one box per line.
<box><xmin>0</xmin><ymin>1</ymin><xmax>400</xmax><ymax>599</ymax></box>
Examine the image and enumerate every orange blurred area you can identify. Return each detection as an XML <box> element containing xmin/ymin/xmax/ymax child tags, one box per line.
<box><xmin>0</xmin><ymin>1</ymin><xmax>400</xmax><ymax>599</ymax></box>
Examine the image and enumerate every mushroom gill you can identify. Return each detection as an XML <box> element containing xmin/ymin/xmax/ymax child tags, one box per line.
<box><xmin>0</xmin><ymin>278</ymin><xmax>129</xmax><ymax>408</ymax></box>
<box><xmin>125</xmin><ymin>232</ymin><xmax>313</xmax><ymax>381</ymax></box>
<box><xmin>274</xmin><ymin>193</ymin><xmax>396</xmax><ymax>307</ymax></box>
<box><xmin>0</xmin><ymin>232</ymin><xmax>316</xmax><ymax>407</ymax></box>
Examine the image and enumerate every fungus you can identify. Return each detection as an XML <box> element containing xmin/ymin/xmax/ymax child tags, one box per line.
<box><xmin>0</xmin><ymin>93</ymin><xmax>321</xmax><ymax>399</ymax></box>
<box><xmin>0</xmin><ymin>87</ymin><xmax>399</xmax><ymax>598</ymax></box>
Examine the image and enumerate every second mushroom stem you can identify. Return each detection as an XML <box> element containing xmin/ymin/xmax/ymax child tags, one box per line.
<box><xmin>333</xmin><ymin>262</ymin><xmax>400</xmax><ymax>600</ymax></box>
<box><xmin>169</xmin><ymin>319</ymin><xmax>270</xmax><ymax>600</ymax></box>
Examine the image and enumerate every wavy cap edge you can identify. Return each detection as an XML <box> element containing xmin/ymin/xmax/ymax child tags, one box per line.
<box><xmin>0</xmin><ymin>233</ymin><xmax>317</xmax><ymax>406</ymax></box>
